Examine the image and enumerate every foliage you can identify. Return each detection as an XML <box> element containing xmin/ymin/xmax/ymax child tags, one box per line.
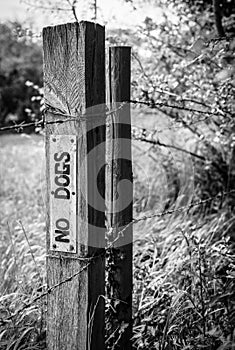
<box><xmin>1</xmin><ymin>136</ymin><xmax>234</xmax><ymax>349</ymax></box>
<box><xmin>105</xmin><ymin>1</ymin><xmax>235</xmax><ymax>347</ymax></box>
<box><xmin>133</xmin><ymin>210</ymin><xmax>235</xmax><ymax>349</ymax></box>
<box><xmin>0</xmin><ymin>22</ymin><xmax>43</xmax><ymax>128</ymax></box>
<box><xmin>108</xmin><ymin>0</ymin><xmax>235</xmax><ymax>204</ymax></box>
<box><xmin>0</xmin><ymin>0</ymin><xmax>235</xmax><ymax>349</ymax></box>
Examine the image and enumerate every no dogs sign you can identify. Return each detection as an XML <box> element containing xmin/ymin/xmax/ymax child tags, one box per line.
<box><xmin>49</xmin><ymin>135</ymin><xmax>77</xmax><ymax>253</ymax></box>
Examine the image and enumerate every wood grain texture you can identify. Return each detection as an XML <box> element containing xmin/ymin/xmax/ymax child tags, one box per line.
<box><xmin>106</xmin><ymin>46</ymin><xmax>133</xmax><ymax>350</ymax></box>
<box><xmin>43</xmin><ymin>22</ymin><xmax>105</xmax><ymax>350</ymax></box>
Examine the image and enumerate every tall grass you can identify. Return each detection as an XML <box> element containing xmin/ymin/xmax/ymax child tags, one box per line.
<box><xmin>133</xmin><ymin>211</ymin><xmax>235</xmax><ymax>349</ymax></box>
<box><xmin>0</xmin><ymin>134</ymin><xmax>46</xmax><ymax>350</ymax></box>
<box><xmin>0</xmin><ymin>134</ymin><xmax>234</xmax><ymax>349</ymax></box>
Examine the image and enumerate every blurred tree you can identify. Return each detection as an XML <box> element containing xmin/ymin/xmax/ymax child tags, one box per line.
<box><xmin>0</xmin><ymin>21</ymin><xmax>42</xmax><ymax>128</ymax></box>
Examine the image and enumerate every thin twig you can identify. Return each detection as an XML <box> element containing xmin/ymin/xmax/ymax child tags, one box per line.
<box><xmin>66</xmin><ymin>0</ymin><xmax>78</xmax><ymax>22</ymax></box>
<box><xmin>1</xmin><ymin>189</ymin><xmax>235</xmax><ymax>325</ymax></box>
<box><xmin>133</xmin><ymin>134</ymin><xmax>206</xmax><ymax>161</ymax></box>
<box><xmin>18</xmin><ymin>220</ymin><xmax>41</xmax><ymax>278</ymax></box>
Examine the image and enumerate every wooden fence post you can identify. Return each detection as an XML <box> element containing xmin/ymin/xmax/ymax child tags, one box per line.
<box><xmin>106</xmin><ymin>46</ymin><xmax>133</xmax><ymax>349</ymax></box>
<box><xmin>43</xmin><ymin>21</ymin><xmax>105</xmax><ymax>350</ymax></box>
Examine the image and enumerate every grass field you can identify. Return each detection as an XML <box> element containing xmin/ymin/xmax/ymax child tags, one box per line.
<box><xmin>0</xmin><ymin>134</ymin><xmax>46</xmax><ymax>349</ymax></box>
<box><xmin>0</xmin><ymin>134</ymin><xmax>46</xmax><ymax>292</ymax></box>
<box><xmin>0</xmin><ymin>126</ymin><xmax>162</xmax><ymax>293</ymax></box>
<box><xmin>0</xmin><ymin>129</ymin><xmax>234</xmax><ymax>349</ymax></box>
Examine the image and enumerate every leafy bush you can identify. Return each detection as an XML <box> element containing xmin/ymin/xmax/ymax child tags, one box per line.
<box><xmin>0</xmin><ymin>22</ymin><xmax>43</xmax><ymax>129</ymax></box>
<box><xmin>0</xmin><ymin>0</ymin><xmax>234</xmax><ymax>349</ymax></box>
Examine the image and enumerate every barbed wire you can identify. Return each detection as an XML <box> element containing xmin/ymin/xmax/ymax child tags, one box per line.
<box><xmin>1</xmin><ymin>188</ymin><xmax>235</xmax><ymax>326</ymax></box>
<box><xmin>132</xmin><ymin>132</ymin><xmax>206</xmax><ymax>161</ymax></box>
<box><xmin>0</xmin><ymin>100</ymin><xmax>228</xmax><ymax>166</ymax></box>
<box><xmin>129</xmin><ymin>99</ymin><xmax>229</xmax><ymax>117</ymax></box>
<box><xmin>133</xmin><ymin>113</ymin><xmax>213</xmax><ymax>133</ymax></box>
<box><xmin>107</xmin><ymin>188</ymin><xmax>235</xmax><ymax>248</ymax></box>
<box><xmin>0</xmin><ymin>98</ymin><xmax>229</xmax><ymax>133</ymax></box>
<box><xmin>0</xmin><ymin>100</ymin><xmax>233</xmax><ymax>324</ymax></box>
<box><xmin>0</xmin><ymin>261</ymin><xmax>91</xmax><ymax>326</ymax></box>
<box><xmin>0</xmin><ymin>123</ymin><xmax>208</xmax><ymax>162</ymax></box>
<box><xmin>132</xmin><ymin>124</ymin><xmax>207</xmax><ymax>160</ymax></box>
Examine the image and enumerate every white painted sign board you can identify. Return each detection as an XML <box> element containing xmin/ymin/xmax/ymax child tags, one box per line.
<box><xmin>49</xmin><ymin>135</ymin><xmax>77</xmax><ymax>253</ymax></box>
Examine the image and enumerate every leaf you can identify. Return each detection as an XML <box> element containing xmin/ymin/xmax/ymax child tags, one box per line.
<box><xmin>190</xmin><ymin>38</ymin><xmax>206</xmax><ymax>54</ymax></box>
<box><xmin>215</xmin><ymin>68</ymin><xmax>234</xmax><ymax>82</ymax></box>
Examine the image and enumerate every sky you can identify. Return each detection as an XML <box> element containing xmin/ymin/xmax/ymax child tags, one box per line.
<box><xmin>1</xmin><ymin>0</ymin><xmax>26</xmax><ymax>20</ymax></box>
<box><xmin>0</xmin><ymin>0</ymin><xmax>165</xmax><ymax>33</ymax></box>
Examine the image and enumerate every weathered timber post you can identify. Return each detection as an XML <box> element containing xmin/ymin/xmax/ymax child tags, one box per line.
<box><xmin>106</xmin><ymin>47</ymin><xmax>133</xmax><ymax>349</ymax></box>
<box><xmin>43</xmin><ymin>22</ymin><xmax>105</xmax><ymax>350</ymax></box>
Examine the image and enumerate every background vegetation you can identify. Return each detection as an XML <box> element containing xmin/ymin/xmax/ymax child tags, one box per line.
<box><xmin>0</xmin><ymin>0</ymin><xmax>234</xmax><ymax>349</ymax></box>
<box><xmin>0</xmin><ymin>21</ymin><xmax>42</xmax><ymax>129</ymax></box>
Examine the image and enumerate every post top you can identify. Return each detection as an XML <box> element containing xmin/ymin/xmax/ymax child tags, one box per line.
<box><xmin>43</xmin><ymin>21</ymin><xmax>104</xmax><ymax>33</ymax></box>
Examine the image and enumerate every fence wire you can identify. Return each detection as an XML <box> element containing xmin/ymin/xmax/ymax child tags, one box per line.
<box><xmin>1</xmin><ymin>188</ymin><xmax>235</xmax><ymax>326</ymax></box>
<box><xmin>0</xmin><ymin>99</ymin><xmax>234</xmax><ymax>325</ymax></box>
<box><xmin>0</xmin><ymin>98</ymin><xmax>230</xmax><ymax>133</ymax></box>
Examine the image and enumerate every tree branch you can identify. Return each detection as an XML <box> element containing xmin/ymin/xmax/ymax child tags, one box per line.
<box><xmin>213</xmin><ymin>0</ymin><xmax>225</xmax><ymax>37</ymax></box>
